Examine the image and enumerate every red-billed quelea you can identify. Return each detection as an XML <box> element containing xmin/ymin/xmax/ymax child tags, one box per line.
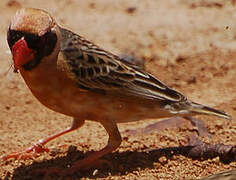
<box><xmin>4</xmin><ymin>8</ymin><xmax>231</xmax><ymax>174</ymax></box>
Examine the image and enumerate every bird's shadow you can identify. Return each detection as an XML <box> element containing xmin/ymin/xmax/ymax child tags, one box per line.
<box><xmin>5</xmin><ymin>144</ymin><xmax>232</xmax><ymax>180</ymax></box>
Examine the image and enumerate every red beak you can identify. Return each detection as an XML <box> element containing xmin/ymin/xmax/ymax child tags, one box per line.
<box><xmin>12</xmin><ymin>38</ymin><xmax>35</xmax><ymax>72</ymax></box>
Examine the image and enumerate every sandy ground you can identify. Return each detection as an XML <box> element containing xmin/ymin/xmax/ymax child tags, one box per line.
<box><xmin>0</xmin><ymin>0</ymin><xmax>235</xmax><ymax>179</ymax></box>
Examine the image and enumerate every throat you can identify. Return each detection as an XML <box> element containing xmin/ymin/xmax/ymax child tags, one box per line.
<box><xmin>22</xmin><ymin>56</ymin><xmax>42</xmax><ymax>71</ymax></box>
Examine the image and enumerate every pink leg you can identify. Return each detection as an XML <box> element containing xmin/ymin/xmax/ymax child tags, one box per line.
<box><xmin>2</xmin><ymin>118</ymin><xmax>84</xmax><ymax>160</ymax></box>
<box><xmin>33</xmin><ymin>119</ymin><xmax>122</xmax><ymax>175</ymax></box>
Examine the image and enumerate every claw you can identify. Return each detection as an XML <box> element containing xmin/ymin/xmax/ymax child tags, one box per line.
<box><xmin>2</xmin><ymin>143</ymin><xmax>49</xmax><ymax>161</ymax></box>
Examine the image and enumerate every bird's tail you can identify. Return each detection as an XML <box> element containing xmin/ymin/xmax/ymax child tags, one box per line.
<box><xmin>187</xmin><ymin>101</ymin><xmax>232</xmax><ymax>120</ymax></box>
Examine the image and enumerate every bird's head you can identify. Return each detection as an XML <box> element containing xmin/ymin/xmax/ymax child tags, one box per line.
<box><xmin>7</xmin><ymin>8</ymin><xmax>59</xmax><ymax>72</ymax></box>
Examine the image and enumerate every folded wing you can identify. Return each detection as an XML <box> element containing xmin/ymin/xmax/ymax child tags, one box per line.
<box><xmin>60</xmin><ymin>28</ymin><xmax>185</xmax><ymax>102</ymax></box>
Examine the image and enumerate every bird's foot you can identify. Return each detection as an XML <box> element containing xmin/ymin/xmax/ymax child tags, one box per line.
<box><xmin>2</xmin><ymin>143</ymin><xmax>49</xmax><ymax>161</ymax></box>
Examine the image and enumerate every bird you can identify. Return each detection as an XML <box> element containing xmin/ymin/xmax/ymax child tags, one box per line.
<box><xmin>4</xmin><ymin>8</ymin><xmax>232</xmax><ymax>174</ymax></box>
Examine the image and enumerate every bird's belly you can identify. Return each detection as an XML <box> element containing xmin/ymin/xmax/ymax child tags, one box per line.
<box><xmin>20</xmin><ymin>69</ymin><xmax>173</xmax><ymax>123</ymax></box>
<box><xmin>93</xmin><ymin>99</ymin><xmax>172</xmax><ymax>123</ymax></box>
<box><xmin>31</xmin><ymin>87</ymin><xmax>171</xmax><ymax>123</ymax></box>
<box><xmin>28</xmin><ymin>84</ymin><xmax>172</xmax><ymax>123</ymax></box>
<box><xmin>23</xmin><ymin>78</ymin><xmax>95</xmax><ymax>118</ymax></box>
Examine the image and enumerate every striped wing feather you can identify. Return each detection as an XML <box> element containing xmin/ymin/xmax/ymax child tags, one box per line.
<box><xmin>60</xmin><ymin>27</ymin><xmax>185</xmax><ymax>102</ymax></box>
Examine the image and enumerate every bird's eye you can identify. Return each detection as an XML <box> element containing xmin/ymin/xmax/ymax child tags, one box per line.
<box><xmin>24</xmin><ymin>34</ymin><xmax>41</xmax><ymax>50</ymax></box>
<box><xmin>7</xmin><ymin>29</ymin><xmax>23</xmax><ymax>49</ymax></box>
<box><xmin>42</xmin><ymin>31</ymin><xmax>57</xmax><ymax>56</ymax></box>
